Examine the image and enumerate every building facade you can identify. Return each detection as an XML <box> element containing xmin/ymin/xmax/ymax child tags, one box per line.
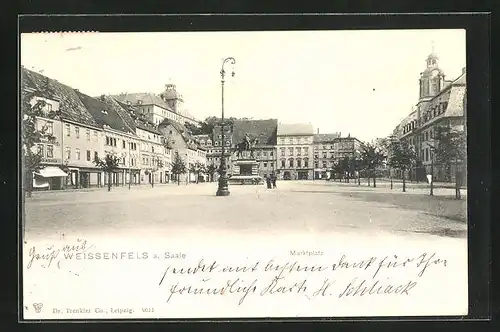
<box><xmin>22</xmin><ymin>68</ymin><xmax>181</xmax><ymax>191</ymax></box>
<box><xmin>277</xmin><ymin>123</ymin><xmax>314</xmax><ymax>180</ymax></box>
<box><xmin>393</xmin><ymin>48</ymin><xmax>466</xmax><ymax>182</ymax></box>
<box><xmin>313</xmin><ymin>132</ymin><xmax>341</xmax><ymax>179</ymax></box>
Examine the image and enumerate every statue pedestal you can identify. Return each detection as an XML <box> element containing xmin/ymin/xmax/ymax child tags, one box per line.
<box><xmin>228</xmin><ymin>158</ymin><xmax>263</xmax><ymax>185</ymax></box>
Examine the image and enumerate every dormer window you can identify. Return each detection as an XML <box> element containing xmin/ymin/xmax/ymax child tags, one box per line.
<box><xmin>101</xmin><ymin>110</ymin><xmax>108</xmax><ymax>115</ymax></box>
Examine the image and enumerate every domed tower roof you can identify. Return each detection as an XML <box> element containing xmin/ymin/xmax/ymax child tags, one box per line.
<box><xmin>160</xmin><ymin>83</ymin><xmax>183</xmax><ymax>102</ymax></box>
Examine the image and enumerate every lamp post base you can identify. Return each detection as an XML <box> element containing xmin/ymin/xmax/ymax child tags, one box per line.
<box><xmin>216</xmin><ymin>175</ymin><xmax>230</xmax><ymax>196</ymax></box>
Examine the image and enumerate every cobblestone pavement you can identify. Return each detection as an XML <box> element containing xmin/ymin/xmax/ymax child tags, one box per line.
<box><xmin>23</xmin><ymin>180</ymin><xmax>467</xmax><ymax>241</ymax></box>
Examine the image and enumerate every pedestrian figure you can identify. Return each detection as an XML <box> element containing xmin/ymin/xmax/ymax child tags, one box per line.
<box><xmin>455</xmin><ymin>171</ymin><xmax>463</xmax><ymax>200</ymax></box>
<box><xmin>271</xmin><ymin>173</ymin><xmax>277</xmax><ymax>189</ymax></box>
<box><xmin>265</xmin><ymin>175</ymin><xmax>272</xmax><ymax>189</ymax></box>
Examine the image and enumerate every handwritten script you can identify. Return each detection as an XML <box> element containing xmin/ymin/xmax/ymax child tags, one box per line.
<box><xmin>157</xmin><ymin>253</ymin><xmax>447</xmax><ymax>305</ymax></box>
<box><xmin>26</xmin><ymin>239</ymin><xmax>94</xmax><ymax>269</ymax></box>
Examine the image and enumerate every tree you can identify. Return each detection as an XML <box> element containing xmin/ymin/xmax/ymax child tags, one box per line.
<box><xmin>349</xmin><ymin>156</ymin><xmax>363</xmax><ymax>185</ymax></box>
<box><xmin>199</xmin><ymin>116</ymin><xmax>238</xmax><ymax>135</ymax></box>
<box><xmin>184</xmin><ymin>122</ymin><xmax>203</xmax><ymax>136</ymax></box>
<box><xmin>21</xmin><ymin>89</ymin><xmax>58</xmax><ymax>197</ymax></box>
<box><xmin>94</xmin><ymin>151</ymin><xmax>121</xmax><ymax>192</ymax></box>
<box><xmin>388</xmin><ymin>139</ymin><xmax>417</xmax><ymax>192</ymax></box>
<box><xmin>170</xmin><ymin>152</ymin><xmax>187</xmax><ymax>186</ymax></box>
<box><xmin>433</xmin><ymin>124</ymin><xmax>466</xmax><ymax>199</ymax></box>
<box><xmin>206</xmin><ymin>163</ymin><xmax>218</xmax><ymax>182</ymax></box>
<box><xmin>189</xmin><ymin>161</ymin><xmax>206</xmax><ymax>184</ymax></box>
<box><xmin>360</xmin><ymin>143</ymin><xmax>386</xmax><ymax>188</ymax></box>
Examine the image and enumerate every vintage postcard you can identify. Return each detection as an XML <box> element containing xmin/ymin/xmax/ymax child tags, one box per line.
<box><xmin>20</xmin><ymin>29</ymin><xmax>468</xmax><ymax>320</ymax></box>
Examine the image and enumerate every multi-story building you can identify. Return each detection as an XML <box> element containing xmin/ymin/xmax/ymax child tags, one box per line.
<box><xmin>111</xmin><ymin>83</ymin><xmax>200</xmax><ymax>127</ymax></box>
<box><xmin>313</xmin><ymin>131</ymin><xmax>341</xmax><ymax>179</ymax></box>
<box><xmin>394</xmin><ymin>47</ymin><xmax>466</xmax><ymax>182</ymax></box>
<box><xmin>230</xmin><ymin>119</ymin><xmax>278</xmax><ymax>178</ymax></box>
<box><xmin>276</xmin><ymin>123</ymin><xmax>314</xmax><ymax>180</ymax></box>
<box><xmin>209</xmin><ymin>123</ymin><xmax>234</xmax><ymax>177</ymax></box>
<box><xmin>23</xmin><ymin>68</ymin><xmax>105</xmax><ymax>189</ymax></box>
<box><xmin>158</xmin><ymin>119</ymin><xmax>207</xmax><ymax>183</ymax></box>
<box><xmin>76</xmin><ymin>91</ymin><xmax>141</xmax><ymax>187</ymax></box>
<box><xmin>23</xmin><ymin>68</ymin><xmax>179</xmax><ymax>191</ymax></box>
<box><xmin>112</xmin><ymin>98</ymin><xmax>173</xmax><ymax>184</ymax></box>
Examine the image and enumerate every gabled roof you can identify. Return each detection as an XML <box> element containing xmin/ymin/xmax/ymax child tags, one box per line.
<box><xmin>159</xmin><ymin>119</ymin><xmax>199</xmax><ymax>150</ymax></box>
<box><xmin>231</xmin><ymin>119</ymin><xmax>278</xmax><ymax>146</ymax></box>
<box><xmin>75</xmin><ymin>91</ymin><xmax>136</xmax><ymax>134</ymax></box>
<box><xmin>113</xmin><ymin>99</ymin><xmax>162</xmax><ymax>135</ymax></box>
<box><xmin>313</xmin><ymin>133</ymin><xmax>341</xmax><ymax>143</ymax></box>
<box><xmin>21</xmin><ymin>68</ymin><xmax>98</xmax><ymax>127</ymax></box>
<box><xmin>277</xmin><ymin>123</ymin><xmax>314</xmax><ymax>136</ymax></box>
<box><xmin>111</xmin><ymin>93</ymin><xmax>175</xmax><ymax>112</ymax></box>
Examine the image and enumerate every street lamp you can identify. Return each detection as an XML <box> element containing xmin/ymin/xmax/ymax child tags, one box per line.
<box><xmin>216</xmin><ymin>57</ymin><xmax>235</xmax><ymax>197</ymax></box>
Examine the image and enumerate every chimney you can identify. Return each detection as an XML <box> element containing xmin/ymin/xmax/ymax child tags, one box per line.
<box><xmin>317</xmin><ymin>128</ymin><xmax>319</xmax><ymax>134</ymax></box>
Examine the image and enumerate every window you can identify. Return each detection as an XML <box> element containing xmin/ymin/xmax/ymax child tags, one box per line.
<box><xmin>289</xmin><ymin>158</ymin><xmax>294</xmax><ymax>168</ymax></box>
<box><xmin>87</xmin><ymin>150</ymin><xmax>91</xmax><ymax>161</ymax></box>
<box><xmin>297</xmin><ymin>158</ymin><xmax>302</xmax><ymax>168</ymax></box>
<box><xmin>75</xmin><ymin>126</ymin><xmax>80</xmax><ymax>138</ymax></box>
<box><xmin>106</xmin><ymin>137</ymin><xmax>110</xmax><ymax>145</ymax></box>
<box><xmin>322</xmin><ymin>161</ymin><xmax>327</xmax><ymax>168</ymax></box>
<box><xmin>36</xmin><ymin>144</ymin><xmax>44</xmax><ymax>156</ymax></box>
<box><xmin>304</xmin><ymin>158</ymin><xmax>309</xmax><ymax>168</ymax></box>
<box><xmin>281</xmin><ymin>159</ymin><xmax>286</xmax><ymax>168</ymax></box>
<box><xmin>215</xmin><ymin>141</ymin><xmax>219</xmax><ymax>146</ymax></box>
<box><xmin>226</xmin><ymin>141</ymin><xmax>230</xmax><ymax>146</ymax></box>
<box><xmin>123</xmin><ymin>140</ymin><xmax>126</xmax><ymax>149</ymax></box>
<box><xmin>86</xmin><ymin>129</ymin><xmax>91</xmax><ymax>141</ymax></box>
<box><xmin>46</xmin><ymin>122</ymin><xmax>53</xmax><ymax>135</ymax></box>
<box><xmin>65</xmin><ymin>147</ymin><xmax>71</xmax><ymax>160</ymax></box>
<box><xmin>270</xmin><ymin>162</ymin><xmax>274</xmax><ymax>168</ymax></box>
<box><xmin>425</xmin><ymin>148</ymin><xmax>429</xmax><ymax>162</ymax></box>
<box><xmin>65</xmin><ymin>124</ymin><xmax>70</xmax><ymax>136</ymax></box>
<box><xmin>314</xmin><ymin>153</ymin><xmax>319</xmax><ymax>159</ymax></box>
<box><xmin>323</xmin><ymin>152</ymin><xmax>327</xmax><ymax>158</ymax></box>
<box><xmin>47</xmin><ymin>145</ymin><xmax>53</xmax><ymax>158</ymax></box>
<box><xmin>280</xmin><ymin>148</ymin><xmax>285</xmax><ymax>156</ymax></box>
<box><xmin>94</xmin><ymin>151</ymin><xmax>98</xmax><ymax>160</ymax></box>
<box><xmin>288</xmin><ymin>138</ymin><xmax>293</xmax><ymax>144</ymax></box>
<box><xmin>270</xmin><ymin>151</ymin><xmax>273</xmax><ymax>156</ymax></box>
<box><xmin>288</xmin><ymin>147</ymin><xmax>294</xmax><ymax>155</ymax></box>
<box><xmin>315</xmin><ymin>162</ymin><xmax>319</xmax><ymax>168</ymax></box>
<box><xmin>263</xmin><ymin>162</ymin><xmax>268</xmax><ymax>167</ymax></box>
<box><xmin>296</xmin><ymin>147</ymin><xmax>301</xmax><ymax>156</ymax></box>
<box><xmin>75</xmin><ymin>148</ymin><xmax>80</xmax><ymax>160</ymax></box>
<box><xmin>46</xmin><ymin>103</ymin><xmax>52</xmax><ymax>113</ymax></box>
<box><xmin>263</xmin><ymin>151</ymin><xmax>268</xmax><ymax>157</ymax></box>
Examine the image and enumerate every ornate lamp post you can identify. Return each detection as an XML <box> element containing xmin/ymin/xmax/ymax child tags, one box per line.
<box><xmin>216</xmin><ymin>57</ymin><xmax>236</xmax><ymax>197</ymax></box>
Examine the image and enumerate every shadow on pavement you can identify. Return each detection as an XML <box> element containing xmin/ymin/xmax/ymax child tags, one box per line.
<box><xmin>396</xmin><ymin>228</ymin><xmax>467</xmax><ymax>239</ymax></box>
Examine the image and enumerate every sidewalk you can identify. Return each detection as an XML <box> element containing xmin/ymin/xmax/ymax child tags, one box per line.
<box><xmin>327</xmin><ymin>178</ymin><xmax>466</xmax><ymax>189</ymax></box>
<box><xmin>29</xmin><ymin>181</ymin><xmax>214</xmax><ymax>195</ymax></box>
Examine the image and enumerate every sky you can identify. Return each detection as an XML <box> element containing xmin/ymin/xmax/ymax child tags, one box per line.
<box><xmin>21</xmin><ymin>30</ymin><xmax>465</xmax><ymax>142</ymax></box>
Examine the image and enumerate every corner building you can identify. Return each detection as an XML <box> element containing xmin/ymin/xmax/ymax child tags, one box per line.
<box><xmin>276</xmin><ymin>123</ymin><xmax>314</xmax><ymax>180</ymax></box>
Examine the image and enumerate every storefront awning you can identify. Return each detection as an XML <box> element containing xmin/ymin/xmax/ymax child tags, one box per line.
<box><xmin>34</xmin><ymin>167</ymin><xmax>68</xmax><ymax>178</ymax></box>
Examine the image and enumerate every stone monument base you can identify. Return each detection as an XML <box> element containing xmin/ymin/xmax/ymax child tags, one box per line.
<box><xmin>228</xmin><ymin>158</ymin><xmax>263</xmax><ymax>185</ymax></box>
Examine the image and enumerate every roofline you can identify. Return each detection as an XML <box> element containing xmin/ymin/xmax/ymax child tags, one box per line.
<box><xmin>61</xmin><ymin>118</ymin><xmax>103</xmax><ymax>131</ymax></box>
<box><xmin>103</xmin><ymin>126</ymin><xmax>139</xmax><ymax>139</ymax></box>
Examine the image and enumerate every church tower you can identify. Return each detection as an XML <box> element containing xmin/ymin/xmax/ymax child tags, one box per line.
<box><xmin>160</xmin><ymin>82</ymin><xmax>184</xmax><ymax>113</ymax></box>
<box><xmin>418</xmin><ymin>42</ymin><xmax>446</xmax><ymax>101</ymax></box>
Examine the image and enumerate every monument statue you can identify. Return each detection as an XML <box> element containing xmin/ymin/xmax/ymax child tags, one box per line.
<box><xmin>235</xmin><ymin>134</ymin><xmax>256</xmax><ymax>159</ymax></box>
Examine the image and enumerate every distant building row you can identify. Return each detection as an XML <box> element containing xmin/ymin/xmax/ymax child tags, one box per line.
<box><xmin>193</xmin><ymin>121</ymin><xmax>362</xmax><ymax>181</ymax></box>
<box><xmin>22</xmin><ymin>67</ymin><xmax>207</xmax><ymax>190</ymax></box>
